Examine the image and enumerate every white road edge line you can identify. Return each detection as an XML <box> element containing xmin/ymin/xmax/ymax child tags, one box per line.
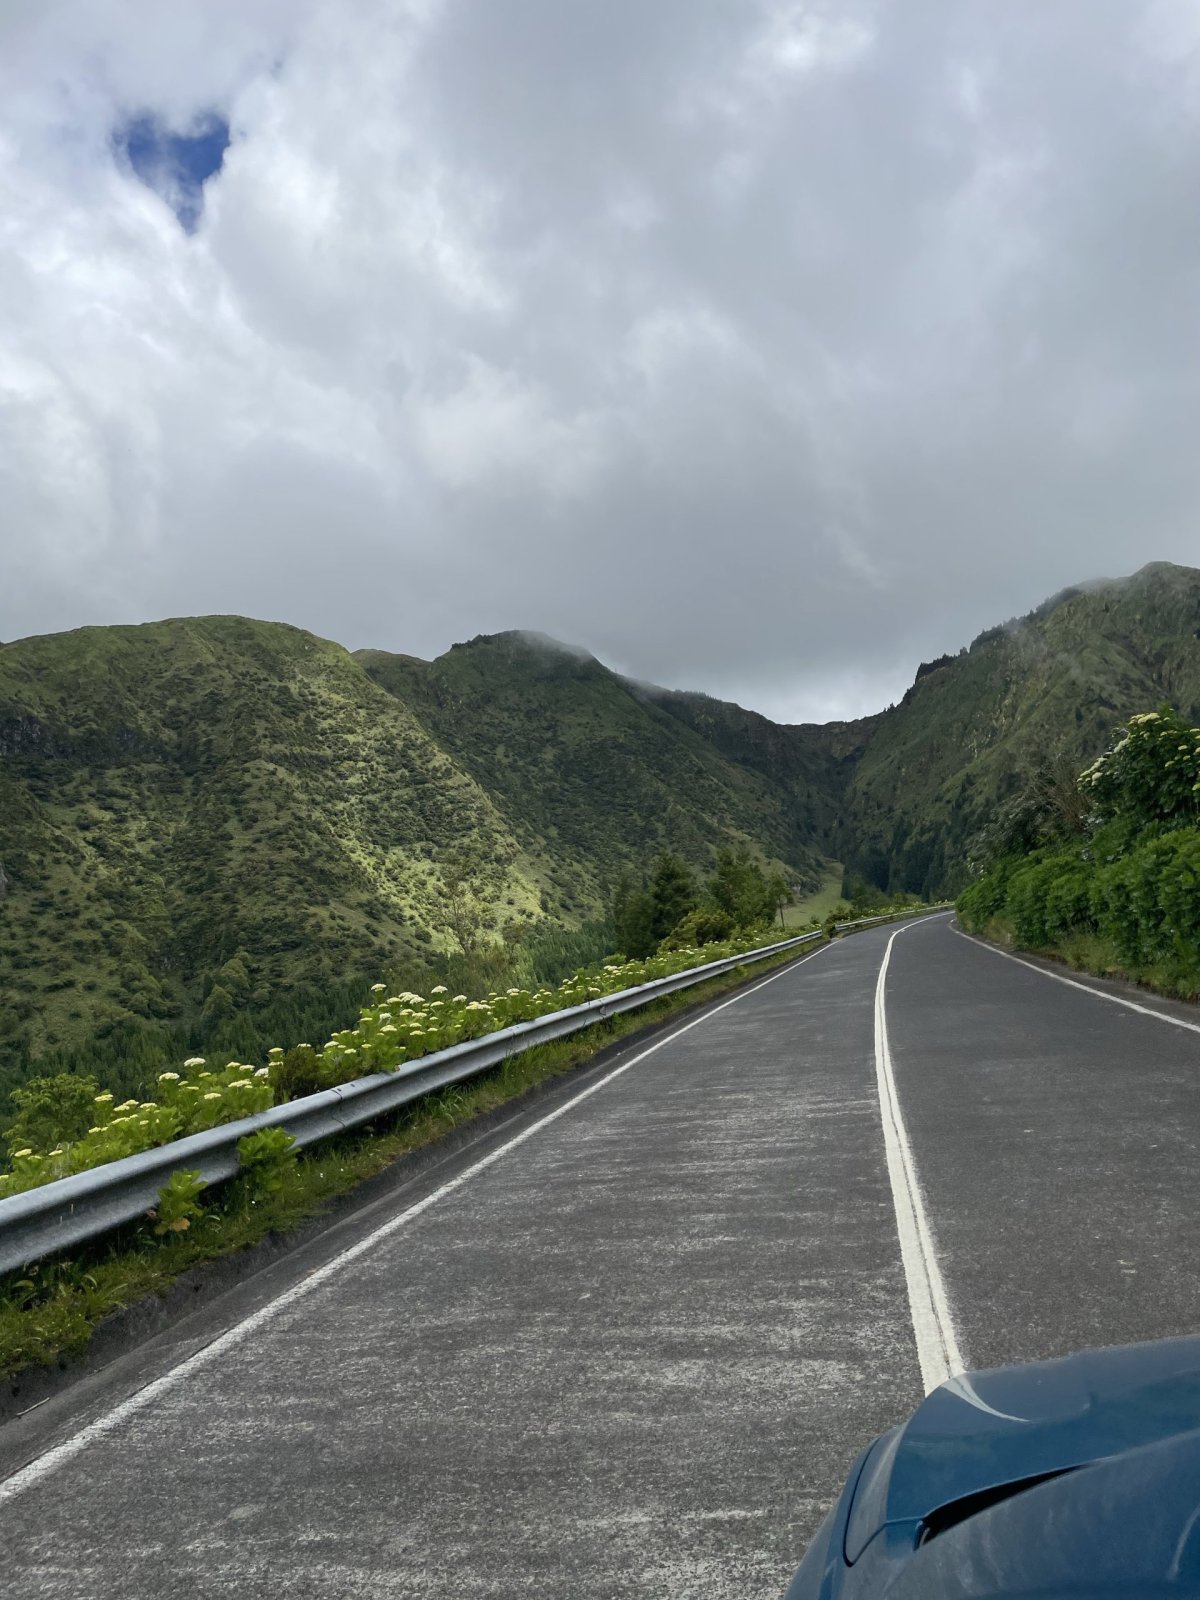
<box><xmin>0</xmin><ymin>939</ymin><xmax>836</xmax><ymax>1506</ymax></box>
<box><xmin>874</xmin><ymin>922</ymin><xmax>965</xmax><ymax>1394</ymax></box>
<box><xmin>953</xmin><ymin>923</ymin><xmax>1200</xmax><ymax>1037</ymax></box>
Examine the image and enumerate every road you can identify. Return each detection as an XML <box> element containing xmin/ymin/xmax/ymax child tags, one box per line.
<box><xmin>1</xmin><ymin>914</ymin><xmax>1198</xmax><ymax>1597</ymax></box>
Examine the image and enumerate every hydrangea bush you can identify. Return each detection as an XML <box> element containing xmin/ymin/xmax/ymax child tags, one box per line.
<box><xmin>960</xmin><ymin>708</ymin><xmax>1200</xmax><ymax>976</ymax></box>
<box><xmin>286</xmin><ymin>932</ymin><xmax>785</xmax><ymax>1092</ymax></box>
<box><xmin>1</xmin><ymin>1058</ymin><xmax>274</xmax><ymax>1199</ymax></box>
<box><xmin>1080</xmin><ymin>707</ymin><xmax>1200</xmax><ymax>833</ymax></box>
<box><xmin>0</xmin><ymin>930</ymin><xmax>785</xmax><ymax>1201</ymax></box>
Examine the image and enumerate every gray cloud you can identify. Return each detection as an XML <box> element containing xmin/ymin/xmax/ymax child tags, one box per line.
<box><xmin>2</xmin><ymin>1</ymin><xmax>1199</xmax><ymax>720</ymax></box>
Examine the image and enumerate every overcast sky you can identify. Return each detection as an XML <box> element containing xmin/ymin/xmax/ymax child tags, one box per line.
<box><xmin>3</xmin><ymin>2</ymin><xmax>1199</xmax><ymax>721</ymax></box>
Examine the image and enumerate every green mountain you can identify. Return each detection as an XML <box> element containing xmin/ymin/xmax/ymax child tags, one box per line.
<box><xmin>3</xmin><ymin>560</ymin><xmax>1199</xmax><ymax>1087</ymax></box>
<box><xmin>627</xmin><ymin>682</ymin><xmax>878</xmax><ymax>848</ymax></box>
<box><xmin>0</xmin><ymin>619</ymin><xmax>822</xmax><ymax>1073</ymax></box>
<box><xmin>356</xmin><ymin>631</ymin><xmax>826</xmax><ymax>916</ymax></box>
<box><xmin>0</xmin><ymin>617</ymin><xmax>535</xmax><ymax>1066</ymax></box>
<box><xmin>831</xmin><ymin>562</ymin><xmax>1200</xmax><ymax>893</ymax></box>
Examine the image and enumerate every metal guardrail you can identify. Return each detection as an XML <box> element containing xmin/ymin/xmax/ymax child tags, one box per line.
<box><xmin>832</xmin><ymin>903</ymin><xmax>953</xmax><ymax>934</ymax></box>
<box><xmin>0</xmin><ymin>907</ymin><xmax>949</xmax><ymax>1273</ymax></box>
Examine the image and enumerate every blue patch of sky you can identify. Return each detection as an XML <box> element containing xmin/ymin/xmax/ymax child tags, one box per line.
<box><xmin>115</xmin><ymin>111</ymin><xmax>231</xmax><ymax>234</ymax></box>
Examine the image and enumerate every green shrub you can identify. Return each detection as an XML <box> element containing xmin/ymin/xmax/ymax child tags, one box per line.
<box><xmin>1093</xmin><ymin>829</ymin><xmax>1200</xmax><ymax>966</ymax></box>
<box><xmin>237</xmin><ymin>1127</ymin><xmax>297</xmax><ymax>1197</ymax></box>
<box><xmin>1005</xmin><ymin>854</ymin><xmax>1066</xmax><ymax>947</ymax></box>
<box><xmin>152</xmin><ymin>1170</ymin><xmax>206</xmax><ymax>1236</ymax></box>
<box><xmin>960</xmin><ymin>710</ymin><xmax>1200</xmax><ymax>992</ymax></box>
<box><xmin>1042</xmin><ymin>859</ymin><xmax>1095</xmax><ymax>942</ymax></box>
<box><xmin>1154</xmin><ymin>830</ymin><xmax>1200</xmax><ymax>960</ymax></box>
<box><xmin>269</xmin><ymin>1044</ymin><xmax>324</xmax><ymax>1101</ymax></box>
<box><xmin>958</xmin><ymin>855</ymin><xmax>1022</xmax><ymax>929</ymax></box>
<box><xmin>659</xmin><ymin>906</ymin><xmax>736</xmax><ymax>950</ymax></box>
<box><xmin>5</xmin><ymin>1073</ymin><xmax>99</xmax><ymax>1157</ymax></box>
<box><xmin>1082</xmin><ymin>707</ymin><xmax>1200</xmax><ymax>833</ymax></box>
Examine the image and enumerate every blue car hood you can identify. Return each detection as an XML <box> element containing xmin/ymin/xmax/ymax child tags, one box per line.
<box><xmin>846</xmin><ymin>1333</ymin><xmax>1200</xmax><ymax>1561</ymax></box>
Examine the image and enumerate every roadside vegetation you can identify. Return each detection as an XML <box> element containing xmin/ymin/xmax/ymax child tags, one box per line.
<box><xmin>610</xmin><ymin>844</ymin><xmax>797</xmax><ymax>958</ymax></box>
<box><xmin>0</xmin><ymin>921</ymin><xmax>791</xmax><ymax>1202</ymax></box>
<box><xmin>957</xmin><ymin>707</ymin><xmax>1200</xmax><ymax>999</ymax></box>
<box><xmin>0</xmin><ymin>939</ymin><xmax>811</xmax><ymax>1381</ymax></box>
<box><xmin>0</xmin><ymin>829</ymin><xmax>938</xmax><ymax>1381</ymax></box>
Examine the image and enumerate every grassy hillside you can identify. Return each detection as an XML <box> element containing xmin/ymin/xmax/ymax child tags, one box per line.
<box><xmin>0</xmin><ymin>617</ymin><xmax>536</xmax><ymax>1073</ymax></box>
<box><xmin>357</xmin><ymin>632</ymin><xmax>826</xmax><ymax>910</ymax></box>
<box><xmin>628</xmin><ymin>683</ymin><xmax>876</xmax><ymax>847</ymax></box>
<box><xmin>0</xmin><ymin>621</ymin><xmax>828</xmax><ymax>1092</ymax></box>
<box><xmin>834</xmin><ymin>563</ymin><xmax>1200</xmax><ymax>895</ymax></box>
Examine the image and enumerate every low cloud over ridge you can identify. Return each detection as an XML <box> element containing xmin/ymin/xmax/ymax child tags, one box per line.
<box><xmin>3</xmin><ymin>1</ymin><xmax>1200</xmax><ymax>721</ymax></box>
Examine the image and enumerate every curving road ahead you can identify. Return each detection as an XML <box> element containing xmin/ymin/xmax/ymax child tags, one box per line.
<box><xmin>1</xmin><ymin>914</ymin><xmax>1198</xmax><ymax>1597</ymax></box>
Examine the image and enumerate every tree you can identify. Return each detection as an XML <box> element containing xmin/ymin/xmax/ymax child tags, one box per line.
<box><xmin>765</xmin><ymin>869</ymin><xmax>792</xmax><ymax>928</ymax></box>
<box><xmin>845</xmin><ymin>873</ymin><xmax>886</xmax><ymax>912</ymax></box>
<box><xmin>214</xmin><ymin>952</ymin><xmax>253</xmax><ymax>1003</ymax></box>
<box><xmin>977</xmin><ymin>743</ymin><xmax>1116</xmax><ymax>871</ymax></box>
<box><xmin>659</xmin><ymin>905</ymin><xmax>735</xmax><ymax>949</ymax></box>
<box><xmin>435</xmin><ymin>851</ymin><xmax>491</xmax><ymax>957</ymax></box>
<box><xmin>200</xmin><ymin>983</ymin><xmax>234</xmax><ymax>1029</ymax></box>
<box><xmin>611</xmin><ymin>871</ymin><xmax>656</xmax><ymax>959</ymax></box>
<box><xmin>5</xmin><ymin>1073</ymin><xmax>99</xmax><ymax>1156</ymax></box>
<box><xmin>648</xmin><ymin>853</ymin><xmax>697</xmax><ymax>944</ymax></box>
<box><xmin>706</xmin><ymin>845</ymin><xmax>775</xmax><ymax>928</ymax></box>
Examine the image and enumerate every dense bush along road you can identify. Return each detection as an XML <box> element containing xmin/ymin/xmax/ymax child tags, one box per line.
<box><xmin>1</xmin><ymin>913</ymin><xmax>1197</xmax><ymax>1598</ymax></box>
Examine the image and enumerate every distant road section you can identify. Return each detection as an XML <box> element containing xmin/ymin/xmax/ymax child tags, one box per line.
<box><xmin>2</xmin><ymin>916</ymin><xmax>1197</xmax><ymax>1597</ymax></box>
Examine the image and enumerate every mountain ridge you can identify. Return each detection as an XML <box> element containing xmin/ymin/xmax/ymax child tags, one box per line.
<box><xmin>2</xmin><ymin>561</ymin><xmax>1199</xmax><ymax>1073</ymax></box>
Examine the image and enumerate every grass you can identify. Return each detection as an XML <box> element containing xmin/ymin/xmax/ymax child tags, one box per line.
<box><xmin>0</xmin><ymin>942</ymin><xmax>814</xmax><ymax>1383</ymax></box>
<box><xmin>972</xmin><ymin>917</ymin><xmax>1200</xmax><ymax>1005</ymax></box>
<box><xmin>782</xmin><ymin>863</ymin><xmax>845</xmax><ymax>928</ymax></box>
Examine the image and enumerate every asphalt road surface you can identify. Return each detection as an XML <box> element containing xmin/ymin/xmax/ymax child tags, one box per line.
<box><xmin>1</xmin><ymin>913</ymin><xmax>1198</xmax><ymax>1597</ymax></box>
